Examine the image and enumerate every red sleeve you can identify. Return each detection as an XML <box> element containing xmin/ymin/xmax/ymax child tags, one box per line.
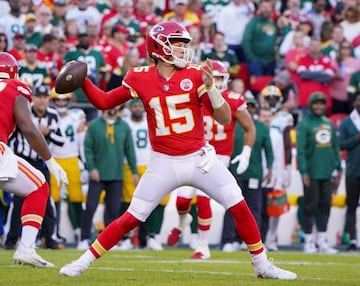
<box><xmin>81</xmin><ymin>78</ymin><xmax>132</xmax><ymax>109</ymax></box>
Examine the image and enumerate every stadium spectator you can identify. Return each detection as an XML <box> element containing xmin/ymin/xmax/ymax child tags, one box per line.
<box><xmin>134</xmin><ymin>0</ymin><xmax>158</xmax><ymax>37</ymax></box>
<box><xmin>242</xmin><ymin>0</ymin><xmax>278</xmax><ymax>80</ymax></box>
<box><xmin>216</xmin><ymin>0</ymin><xmax>255</xmax><ymax>63</ymax></box>
<box><xmin>198</xmin><ymin>13</ymin><xmax>216</xmax><ymax>54</ymax></box>
<box><xmin>0</xmin><ymin>33</ymin><xmax>8</xmax><ymax>52</ymax></box>
<box><xmin>65</xmin><ymin>0</ymin><xmax>102</xmax><ymax>28</ymax></box>
<box><xmin>321</xmin><ymin>25</ymin><xmax>345</xmax><ymax>60</ymax></box>
<box><xmin>307</xmin><ymin>0</ymin><xmax>331</xmax><ymax>39</ymax></box>
<box><xmin>201</xmin><ymin>31</ymin><xmax>240</xmax><ymax>78</ymax></box>
<box><xmin>202</xmin><ymin>0</ymin><xmax>229</xmax><ymax>25</ymax></box>
<box><xmin>8</xmin><ymin>32</ymin><xmax>27</xmax><ymax>61</ymax></box>
<box><xmin>37</xmin><ymin>33</ymin><xmax>63</xmax><ymax>87</ymax></box>
<box><xmin>163</xmin><ymin>0</ymin><xmax>200</xmax><ymax>27</ymax></box>
<box><xmin>0</xmin><ymin>0</ymin><xmax>25</xmax><ymax>50</ymax></box>
<box><xmin>330</xmin><ymin>40</ymin><xmax>360</xmax><ymax>114</ymax></box>
<box><xmin>347</xmin><ymin>69</ymin><xmax>360</xmax><ymax>101</ymax></box>
<box><xmin>114</xmin><ymin>0</ymin><xmax>142</xmax><ymax>43</ymax></box>
<box><xmin>34</xmin><ymin>4</ymin><xmax>54</xmax><ymax>36</ymax></box>
<box><xmin>24</xmin><ymin>13</ymin><xmax>42</xmax><ymax>48</ymax></box>
<box><xmin>63</xmin><ymin>27</ymin><xmax>108</xmax><ymax>121</ymax></box>
<box><xmin>50</xmin><ymin>0</ymin><xmax>68</xmax><ymax>31</ymax></box>
<box><xmin>339</xmin><ymin>5</ymin><xmax>360</xmax><ymax>44</ymax></box>
<box><xmin>296</xmin><ymin>37</ymin><xmax>334</xmax><ymax>116</ymax></box>
<box><xmin>64</xmin><ymin>19</ymin><xmax>79</xmax><ymax>51</ymax></box>
<box><xmin>18</xmin><ymin>44</ymin><xmax>51</xmax><ymax>87</ymax></box>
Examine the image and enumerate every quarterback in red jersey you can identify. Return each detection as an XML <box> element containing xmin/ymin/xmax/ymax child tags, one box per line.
<box><xmin>59</xmin><ymin>21</ymin><xmax>297</xmax><ymax>280</ymax></box>
<box><xmin>0</xmin><ymin>52</ymin><xmax>67</xmax><ymax>267</ymax></box>
<box><xmin>167</xmin><ymin>60</ymin><xmax>255</xmax><ymax>259</ymax></box>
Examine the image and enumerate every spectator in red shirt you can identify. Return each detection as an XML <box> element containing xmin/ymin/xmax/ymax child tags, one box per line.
<box><xmin>296</xmin><ymin>37</ymin><xmax>335</xmax><ymax>116</ymax></box>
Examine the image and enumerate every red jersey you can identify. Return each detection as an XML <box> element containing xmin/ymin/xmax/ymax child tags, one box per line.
<box><xmin>102</xmin><ymin>41</ymin><xmax>129</xmax><ymax>72</ymax></box>
<box><xmin>203</xmin><ymin>89</ymin><xmax>246</xmax><ymax>156</ymax></box>
<box><xmin>0</xmin><ymin>79</ymin><xmax>32</xmax><ymax>143</ymax></box>
<box><xmin>297</xmin><ymin>54</ymin><xmax>334</xmax><ymax>107</ymax></box>
<box><xmin>122</xmin><ymin>65</ymin><xmax>213</xmax><ymax>155</ymax></box>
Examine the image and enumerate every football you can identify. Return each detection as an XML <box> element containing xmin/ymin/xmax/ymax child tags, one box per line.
<box><xmin>55</xmin><ymin>61</ymin><xmax>87</xmax><ymax>94</ymax></box>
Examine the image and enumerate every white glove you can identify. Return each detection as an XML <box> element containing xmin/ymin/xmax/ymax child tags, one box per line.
<box><xmin>198</xmin><ymin>144</ymin><xmax>216</xmax><ymax>173</ymax></box>
<box><xmin>46</xmin><ymin>157</ymin><xmax>68</xmax><ymax>186</ymax></box>
<box><xmin>231</xmin><ymin>146</ymin><xmax>251</xmax><ymax>174</ymax></box>
<box><xmin>283</xmin><ymin>165</ymin><xmax>292</xmax><ymax>188</ymax></box>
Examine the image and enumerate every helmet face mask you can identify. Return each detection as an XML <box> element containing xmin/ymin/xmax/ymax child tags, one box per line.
<box><xmin>147</xmin><ymin>21</ymin><xmax>194</xmax><ymax>68</ymax></box>
<box><xmin>50</xmin><ymin>88</ymin><xmax>72</xmax><ymax>114</ymax></box>
<box><xmin>260</xmin><ymin>85</ymin><xmax>283</xmax><ymax>113</ymax></box>
<box><xmin>210</xmin><ymin>59</ymin><xmax>229</xmax><ymax>92</ymax></box>
<box><xmin>0</xmin><ymin>52</ymin><xmax>19</xmax><ymax>79</ymax></box>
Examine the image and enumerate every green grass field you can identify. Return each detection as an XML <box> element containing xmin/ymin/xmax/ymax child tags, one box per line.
<box><xmin>0</xmin><ymin>248</ymin><xmax>359</xmax><ymax>286</ymax></box>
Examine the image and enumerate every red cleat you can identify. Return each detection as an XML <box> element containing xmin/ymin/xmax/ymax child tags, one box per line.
<box><xmin>167</xmin><ymin>228</ymin><xmax>182</xmax><ymax>246</ymax></box>
<box><xmin>191</xmin><ymin>250</ymin><xmax>210</xmax><ymax>259</ymax></box>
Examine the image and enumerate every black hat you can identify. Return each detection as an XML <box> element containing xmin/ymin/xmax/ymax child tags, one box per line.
<box><xmin>34</xmin><ymin>85</ymin><xmax>50</xmax><ymax>96</ymax></box>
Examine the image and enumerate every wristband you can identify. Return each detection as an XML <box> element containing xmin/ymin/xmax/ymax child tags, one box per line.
<box><xmin>206</xmin><ymin>85</ymin><xmax>225</xmax><ymax>109</ymax></box>
<box><xmin>45</xmin><ymin>157</ymin><xmax>56</xmax><ymax>165</ymax></box>
<box><xmin>241</xmin><ymin>145</ymin><xmax>252</xmax><ymax>158</ymax></box>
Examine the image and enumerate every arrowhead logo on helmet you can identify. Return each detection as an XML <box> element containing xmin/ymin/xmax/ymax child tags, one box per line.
<box><xmin>0</xmin><ymin>52</ymin><xmax>19</xmax><ymax>79</ymax></box>
<box><xmin>147</xmin><ymin>21</ymin><xmax>194</xmax><ymax>68</ymax></box>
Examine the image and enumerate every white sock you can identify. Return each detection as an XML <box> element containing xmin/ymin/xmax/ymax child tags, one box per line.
<box><xmin>20</xmin><ymin>226</ymin><xmax>39</xmax><ymax>248</ymax></box>
<box><xmin>317</xmin><ymin>232</ymin><xmax>326</xmax><ymax>246</ymax></box>
<box><xmin>179</xmin><ymin>214</ymin><xmax>191</xmax><ymax>230</ymax></box>
<box><xmin>77</xmin><ymin>250</ymin><xmax>96</xmax><ymax>267</ymax></box>
<box><xmin>252</xmin><ymin>251</ymin><xmax>268</xmax><ymax>272</ymax></box>
<box><xmin>304</xmin><ymin>233</ymin><xmax>313</xmax><ymax>244</ymax></box>
<box><xmin>198</xmin><ymin>229</ymin><xmax>208</xmax><ymax>241</ymax></box>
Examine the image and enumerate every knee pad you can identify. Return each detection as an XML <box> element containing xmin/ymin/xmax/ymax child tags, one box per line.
<box><xmin>220</xmin><ymin>182</ymin><xmax>244</xmax><ymax>209</ymax></box>
<box><xmin>127</xmin><ymin>197</ymin><xmax>155</xmax><ymax>222</ymax></box>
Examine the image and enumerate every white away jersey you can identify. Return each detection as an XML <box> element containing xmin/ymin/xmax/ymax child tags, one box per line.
<box><xmin>50</xmin><ymin>108</ymin><xmax>86</xmax><ymax>158</ymax></box>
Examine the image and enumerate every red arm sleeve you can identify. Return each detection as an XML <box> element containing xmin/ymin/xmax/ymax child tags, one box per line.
<box><xmin>81</xmin><ymin>78</ymin><xmax>132</xmax><ymax>110</ymax></box>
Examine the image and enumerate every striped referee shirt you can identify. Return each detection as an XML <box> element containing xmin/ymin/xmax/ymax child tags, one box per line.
<box><xmin>9</xmin><ymin>106</ymin><xmax>65</xmax><ymax>161</ymax></box>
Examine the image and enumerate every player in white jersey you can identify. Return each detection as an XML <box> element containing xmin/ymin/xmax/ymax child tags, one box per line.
<box><xmin>260</xmin><ymin>85</ymin><xmax>294</xmax><ymax>251</ymax></box>
<box><xmin>49</xmin><ymin>88</ymin><xmax>87</xmax><ymax>242</ymax></box>
<box><xmin>121</xmin><ymin>99</ymin><xmax>170</xmax><ymax>250</ymax></box>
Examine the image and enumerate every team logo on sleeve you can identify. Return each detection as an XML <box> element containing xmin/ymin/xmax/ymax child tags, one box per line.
<box><xmin>180</xmin><ymin>79</ymin><xmax>193</xmax><ymax>91</ymax></box>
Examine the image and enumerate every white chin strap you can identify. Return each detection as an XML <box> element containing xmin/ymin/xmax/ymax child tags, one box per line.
<box><xmin>157</xmin><ymin>54</ymin><xmax>187</xmax><ymax>68</ymax></box>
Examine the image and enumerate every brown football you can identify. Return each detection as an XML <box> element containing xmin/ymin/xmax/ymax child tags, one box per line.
<box><xmin>55</xmin><ymin>61</ymin><xmax>87</xmax><ymax>94</ymax></box>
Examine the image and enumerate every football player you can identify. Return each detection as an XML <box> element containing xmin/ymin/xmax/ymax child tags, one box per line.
<box><xmin>0</xmin><ymin>52</ymin><xmax>67</xmax><ymax>267</ymax></box>
<box><xmin>49</xmin><ymin>89</ymin><xmax>87</xmax><ymax>243</ymax></box>
<box><xmin>59</xmin><ymin>21</ymin><xmax>297</xmax><ymax>280</ymax></box>
<box><xmin>260</xmin><ymin>85</ymin><xmax>294</xmax><ymax>251</ymax></box>
<box><xmin>167</xmin><ymin>59</ymin><xmax>255</xmax><ymax>259</ymax></box>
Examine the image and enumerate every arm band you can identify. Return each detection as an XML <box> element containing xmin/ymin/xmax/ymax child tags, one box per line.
<box><xmin>206</xmin><ymin>85</ymin><xmax>226</xmax><ymax>109</ymax></box>
<box><xmin>241</xmin><ymin>145</ymin><xmax>252</xmax><ymax>158</ymax></box>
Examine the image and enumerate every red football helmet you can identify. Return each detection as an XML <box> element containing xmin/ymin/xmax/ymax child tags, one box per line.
<box><xmin>147</xmin><ymin>21</ymin><xmax>193</xmax><ymax>68</ymax></box>
<box><xmin>210</xmin><ymin>59</ymin><xmax>229</xmax><ymax>92</ymax></box>
<box><xmin>0</xmin><ymin>52</ymin><xmax>19</xmax><ymax>79</ymax></box>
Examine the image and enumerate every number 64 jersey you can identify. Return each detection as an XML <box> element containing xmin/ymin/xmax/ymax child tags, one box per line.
<box><xmin>122</xmin><ymin>64</ymin><xmax>214</xmax><ymax>156</ymax></box>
